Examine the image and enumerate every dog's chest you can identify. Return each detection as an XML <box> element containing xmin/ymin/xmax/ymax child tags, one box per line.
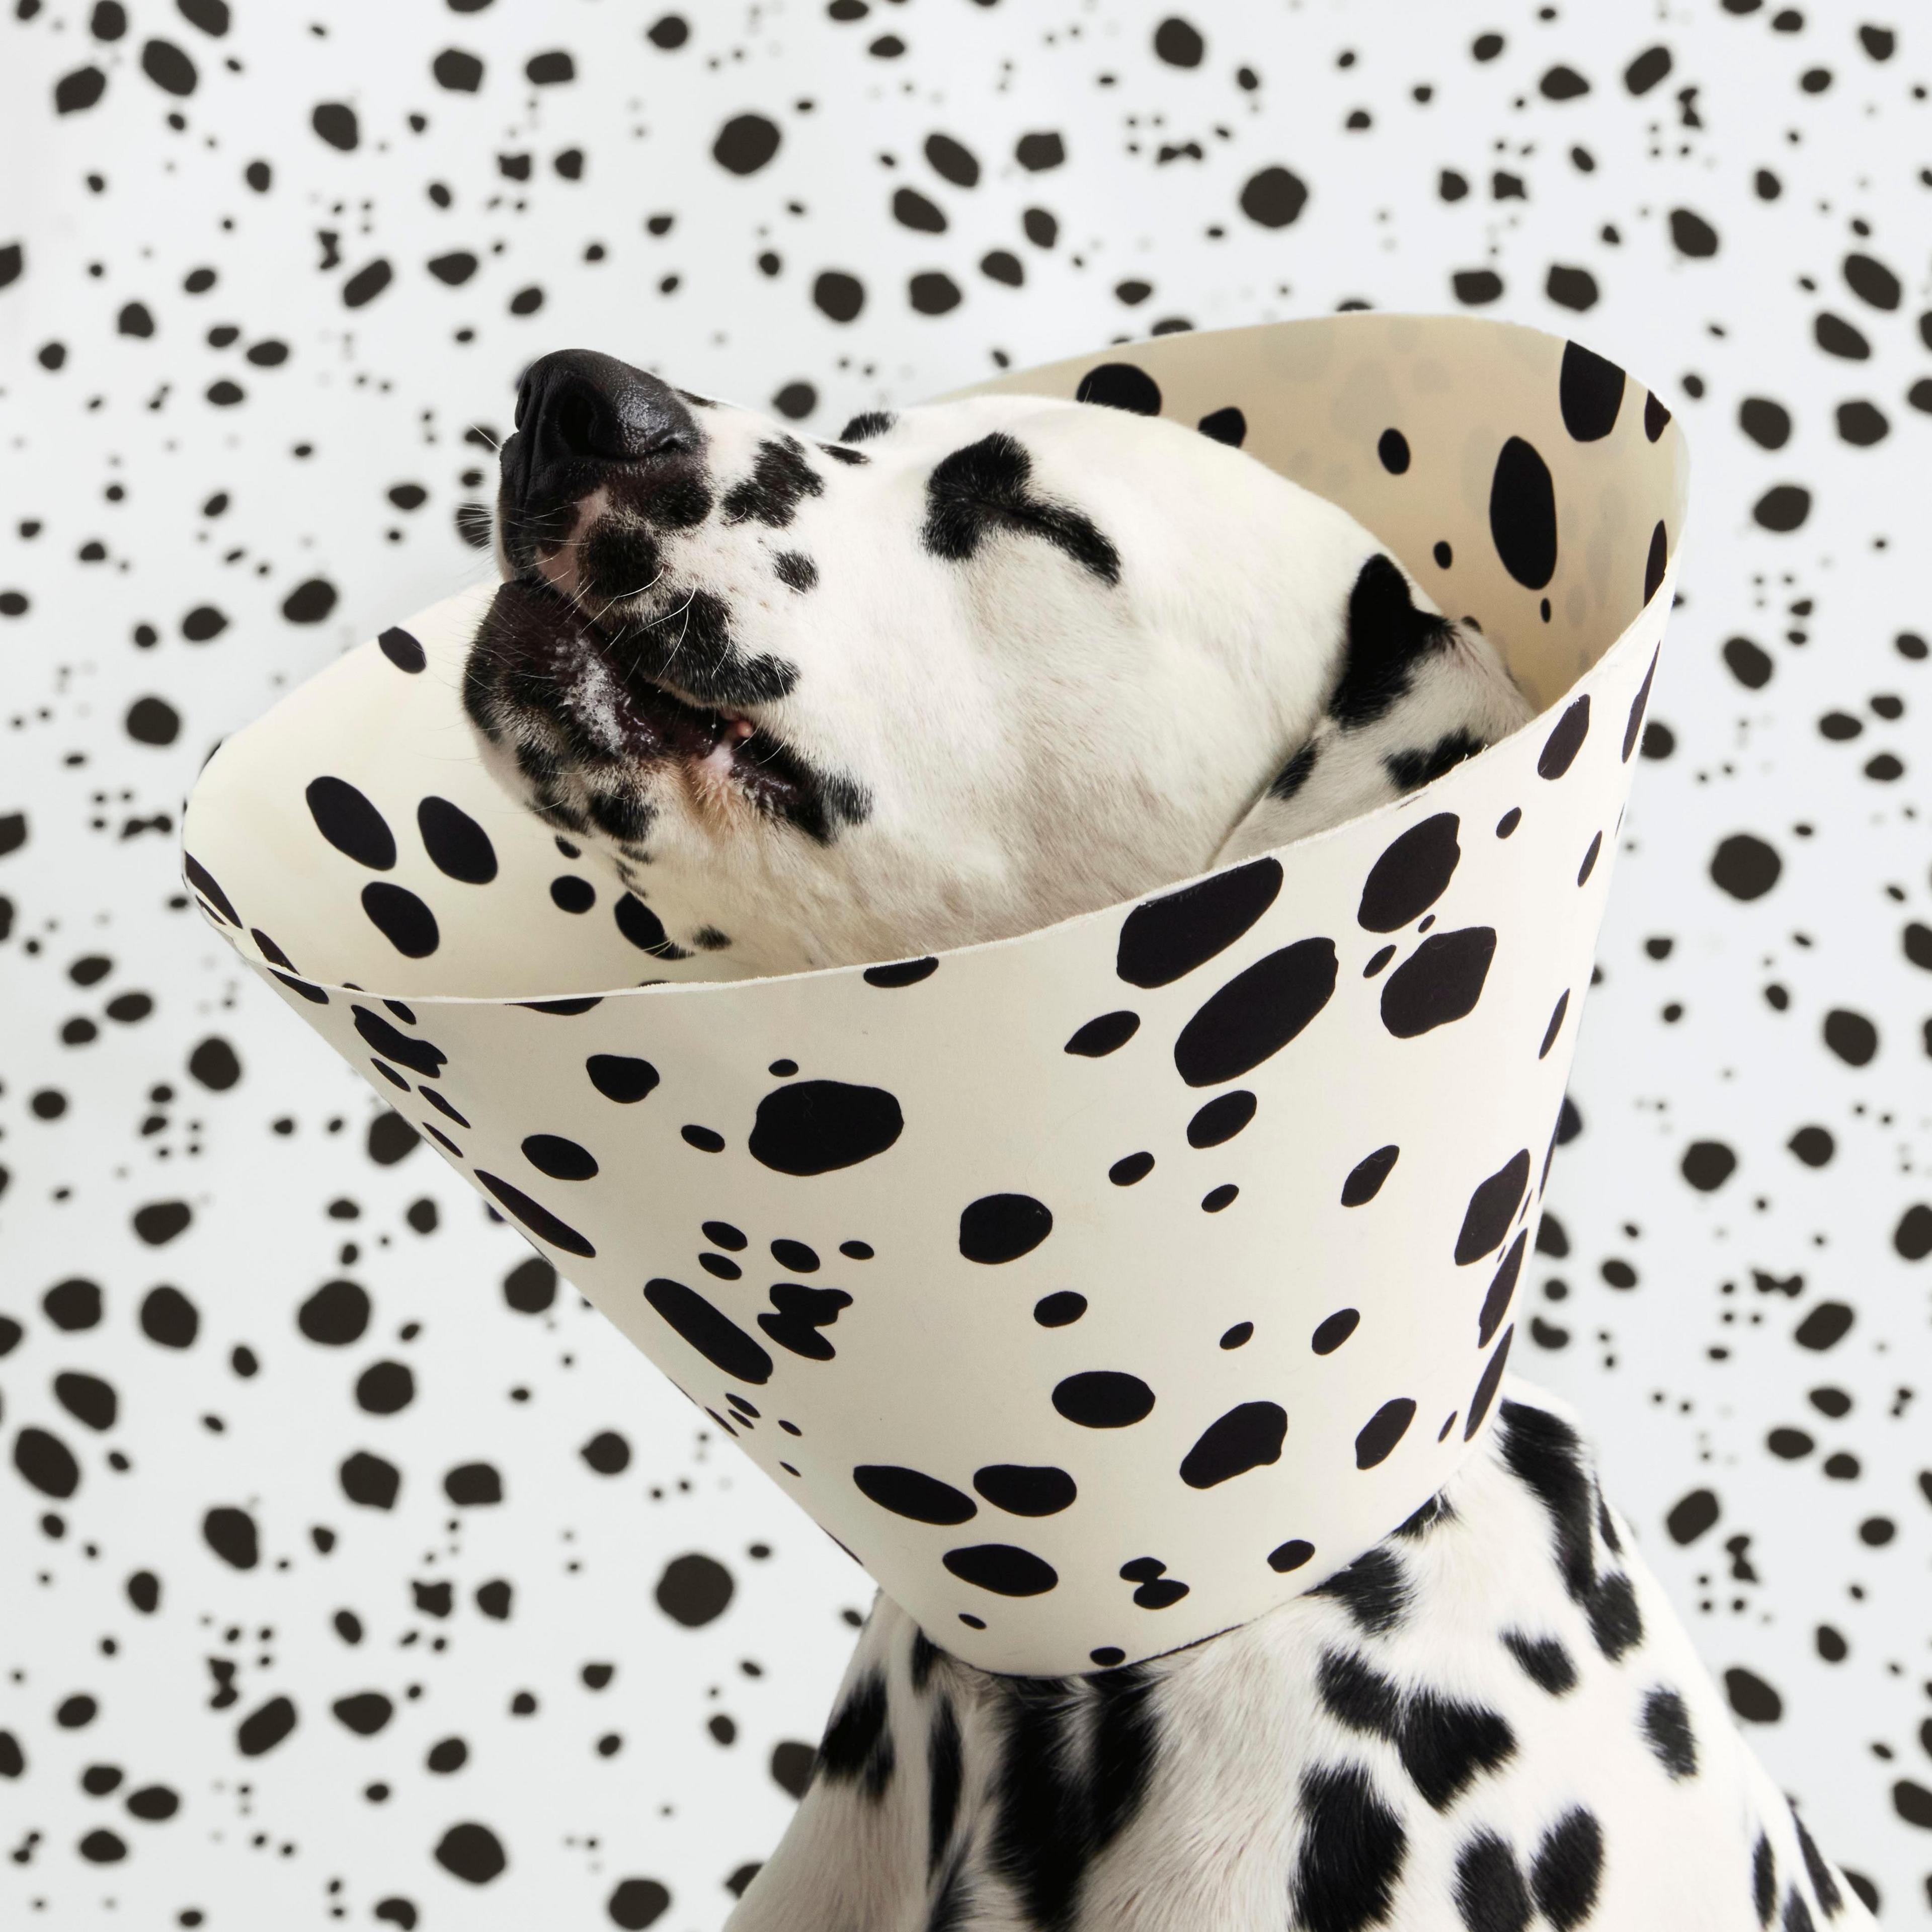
<box><xmin>729</xmin><ymin>1384</ymin><xmax>1871</xmax><ymax>1932</ymax></box>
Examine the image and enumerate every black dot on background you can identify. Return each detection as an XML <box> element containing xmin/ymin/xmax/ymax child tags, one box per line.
<box><xmin>1496</xmin><ymin>807</ymin><xmax>1521</xmax><ymax>838</ymax></box>
<box><xmin>941</xmin><ymin>1543</ymin><xmax>1058</xmax><ymax>1596</ymax></box>
<box><xmin>681</xmin><ymin>1125</ymin><xmax>725</xmax><ymax>1152</ymax></box>
<box><xmin>853</xmin><ymin>1464</ymin><xmax>978</xmax><ymax>1524</ymax></box>
<box><xmin>1340</xmin><ymin>1145</ymin><xmax>1399</xmax><ymax>1206</ymax></box>
<box><xmin>1353</xmin><ymin>1397</ymin><xmax>1416</xmax><ymax>1470</ymax></box>
<box><xmin>1052</xmin><ymin>1370</ymin><xmax>1155</xmax><ymax>1427</ymax></box>
<box><xmin>587</xmin><ymin>1054</ymin><xmax>659</xmax><ymax>1103</ymax></box>
<box><xmin>1179</xmin><ymin>1400</ymin><xmax>1287</xmax><ymax>1488</ymax></box>
<box><xmin>297</xmin><ymin>1277</ymin><xmax>370</xmax><ymax>1345</ymax></box>
<box><xmin>1033</xmin><ymin>1291</ymin><xmax>1086</xmax><ymax>1327</ymax></box>
<box><xmin>1116</xmin><ymin>858</ymin><xmax>1281</xmax><ymax>989</ymax></box>
<box><xmin>417</xmin><ymin>796</ymin><xmax>497</xmax><ymax>883</ymax></box>
<box><xmin>433</xmin><ymin>1821</ymin><xmax>507</xmax><ymax>1885</ymax></box>
<box><xmin>959</xmin><ymin>1192</ymin><xmax>1053</xmax><ymax>1264</ymax></box>
<box><xmin>305</xmin><ymin>776</ymin><xmax>396</xmax><ymax>869</ymax></box>
<box><xmin>839</xmin><ymin>1239</ymin><xmax>874</xmax><ymax>1261</ymax></box>
<box><xmin>1357</xmin><ymin>813</ymin><xmax>1461</xmax><ymax>931</ymax></box>
<box><xmin>1464</xmin><ymin>1325</ymin><xmax>1514</xmax><ymax>1439</ymax></box>
<box><xmin>139</xmin><ymin>1284</ymin><xmax>200</xmax><ymax>1348</ymax></box>
<box><xmin>1312</xmin><ymin>1308</ymin><xmax>1361</xmax><ymax>1355</ymax></box>
<box><xmin>1709</xmin><ymin>834</ymin><xmax>1781</xmax><ymax>901</ymax></box>
<box><xmin>1220</xmin><ymin>1322</ymin><xmax>1253</xmax><ymax>1349</ymax></box>
<box><xmin>1108</xmin><ymin>1151</ymin><xmax>1155</xmax><ymax>1186</ymax></box>
<box><xmin>748</xmin><ymin>1079</ymin><xmax>903</xmax><ymax>1175</ymax></box>
<box><xmin>1089</xmin><ymin>1646</ymin><xmax>1125</xmax><ymax>1668</ymax></box>
<box><xmin>655</xmin><ymin>1552</ymin><xmax>735</xmax><ymax>1626</ymax></box>
<box><xmin>550</xmin><ymin>874</ymin><xmax>596</xmax><ymax>914</ymax></box>
<box><xmin>1577</xmin><ymin>831</ymin><xmax>1603</xmax><ymax>886</ymax></box>
<box><xmin>1074</xmin><ymin>361</ymin><xmax>1162</xmax><ymax>414</ymax></box>
<box><xmin>1377</xmin><ymin>427</ymin><xmax>1410</xmax><ymax>473</ymax></box>
<box><xmin>1201</xmin><ymin>1184</ymin><xmax>1239</xmax><ymax>1212</ymax></box>
<box><xmin>1643</xmin><ymin>520</ymin><xmax>1669</xmax><ymax>603</ymax></box>
<box><xmin>713</xmin><ymin>113</ymin><xmax>781</xmax><ymax>175</ymax></box>
<box><xmin>1479</xmin><ymin>1233</ymin><xmax>1527</xmax><ymax>1346</ymax></box>
<box><xmin>1239</xmin><ymin>164</ymin><xmax>1308</xmax><ymax>228</ymax></box>
<box><xmin>1268</xmin><ymin>1538</ymin><xmax>1315</xmax><ymax>1573</ymax></box>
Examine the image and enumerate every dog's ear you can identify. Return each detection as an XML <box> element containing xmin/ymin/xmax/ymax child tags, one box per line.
<box><xmin>1213</xmin><ymin>553</ymin><xmax>1533</xmax><ymax>866</ymax></box>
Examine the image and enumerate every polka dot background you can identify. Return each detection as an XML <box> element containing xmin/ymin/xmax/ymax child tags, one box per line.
<box><xmin>0</xmin><ymin>3</ymin><xmax>1927</xmax><ymax>1926</ymax></box>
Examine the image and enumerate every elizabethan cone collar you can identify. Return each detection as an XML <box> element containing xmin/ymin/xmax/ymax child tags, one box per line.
<box><xmin>183</xmin><ymin>316</ymin><xmax>1687</xmax><ymax>1675</ymax></box>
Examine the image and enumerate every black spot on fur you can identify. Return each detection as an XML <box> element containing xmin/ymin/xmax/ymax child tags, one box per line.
<box><xmin>988</xmin><ymin>1666</ymin><xmax>1159</xmax><ymax>1931</ymax></box>
<box><xmin>1293</xmin><ymin>1762</ymin><xmax>1407</xmax><ymax>1932</ymax></box>
<box><xmin>839</xmin><ymin>410</ymin><xmax>896</xmax><ymax>442</ymax></box>
<box><xmin>1785</xmin><ymin>1889</ymin><xmax>1817</xmax><ymax>1932</ymax></box>
<box><xmin>922</xmin><ymin>432</ymin><xmax>1120</xmax><ymax>586</ymax></box>
<box><xmin>909</xmin><ymin>1629</ymin><xmax>940</xmax><ymax>1693</ymax></box>
<box><xmin>1310</xmin><ymin>1545</ymin><xmax>1408</xmax><ymax>1635</ymax></box>
<box><xmin>1456</xmin><ymin>1831</ymin><xmax>1533</xmax><ymax>1932</ymax></box>
<box><xmin>927</xmin><ymin>1695</ymin><xmax>962</xmax><ymax>1875</ymax></box>
<box><xmin>1790</xmin><ymin>1805</ymin><xmax>1842</xmax><ymax>1918</ymax></box>
<box><xmin>1496</xmin><ymin>1401</ymin><xmax>1595</xmax><ymax>1597</ymax></box>
<box><xmin>1400</xmin><ymin>1691</ymin><xmax>1516</xmax><ymax>1810</ymax></box>
<box><xmin>1586</xmin><ymin>1571</ymin><xmax>1643</xmax><ymax>1661</ymax></box>
<box><xmin>1530</xmin><ymin>1808</ymin><xmax>1603</xmax><ymax>1931</ymax></box>
<box><xmin>720</xmin><ymin>436</ymin><xmax>824</xmax><ymax>528</ymax></box>
<box><xmin>818</xmin><ymin>1669</ymin><xmax>895</xmax><ymax>1800</ymax></box>
<box><xmin>773</xmin><ymin>549</ymin><xmax>818</xmax><ymax>591</ymax></box>
<box><xmin>1754</xmin><ymin>1834</ymin><xmax>1778</xmax><ymax>1926</ymax></box>
<box><xmin>1329</xmin><ymin>553</ymin><xmax>1456</xmax><ymax>728</ymax></box>
<box><xmin>1386</xmin><ymin>728</ymin><xmax>1485</xmax><ymax>791</ymax></box>
<box><xmin>1271</xmin><ymin>738</ymin><xmax>1320</xmax><ymax>801</ymax></box>
<box><xmin>1641</xmin><ymin>1686</ymin><xmax>1698</xmax><ymax>1779</ymax></box>
<box><xmin>1502</xmin><ymin>1629</ymin><xmax>1578</xmax><ymax>1696</ymax></box>
<box><xmin>1318</xmin><ymin>1648</ymin><xmax>1400</xmax><ymax>1736</ymax></box>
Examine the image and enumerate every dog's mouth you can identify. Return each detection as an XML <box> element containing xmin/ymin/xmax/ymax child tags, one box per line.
<box><xmin>466</xmin><ymin>575</ymin><xmax>861</xmax><ymax>846</ymax></box>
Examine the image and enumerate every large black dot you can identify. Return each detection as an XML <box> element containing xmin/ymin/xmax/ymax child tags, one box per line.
<box><xmin>306</xmin><ymin>776</ymin><xmax>395</xmax><ymax>869</ymax></box>
<box><xmin>1116</xmin><ymin>858</ymin><xmax>1282</xmax><ymax>988</ymax></box>
<box><xmin>14</xmin><ymin>1426</ymin><xmax>80</xmax><ymax>1499</ymax></box>
<box><xmin>1455</xmin><ymin>1150</ymin><xmax>1531</xmax><ymax>1265</ymax></box>
<box><xmin>297</xmin><ymin>1277</ymin><xmax>370</xmax><ymax>1345</ymax></box>
<box><xmin>361</xmin><ymin>882</ymin><xmax>439</xmax><ymax>958</ymax></box>
<box><xmin>417</xmin><ymin>796</ymin><xmax>498</xmax><ymax>883</ymax></box>
<box><xmin>1558</xmin><ymin>340</ymin><xmax>1626</xmax><ymax>441</ymax></box>
<box><xmin>1354</xmin><ymin>1398</ymin><xmax>1416</xmax><ymax>1470</ymax></box>
<box><xmin>1033</xmin><ymin>1291</ymin><xmax>1086</xmax><ymax>1327</ymax></box>
<box><xmin>853</xmin><ymin>1465</ymin><xmax>978</xmax><ymax>1524</ymax></box>
<box><xmin>862</xmin><ymin>956</ymin><xmax>938</xmax><ymax>988</ymax></box>
<box><xmin>1341</xmin><ymin>1146</ymin><xmax>1399</xmax><ymax>1206</ymax></box>
<box><xmin>1052</xmin><ymin>1371</ymin><xmax>1155</xmax><ymax>1428</ymax></box>
<box><xmin>973</xmin><ymin>1464</ymin><xmax>1077</xmax><ymax>1516</ymax></box>
<box><xmin>941</xmin><ymin>1544</ymin><xmax>1059</xmax><ymax>1596</ymax></box>
<box><xmin>433</xmin><ymin>1822</ymin><xmax>507</xmax><ymax>1885</ymax></box>
<box><xmin>1179</xmin><ymin>1401</ymin><xmax>1287</xmax><ymax>1488</ymax></box>
<box><xmin>1174</xmin><ymin>937</ymin><xmax>1336</xmax><ymax>1087</ymax></box>
<box><xmin>1488</xmin><ymin>436</ymin><xmax>1558</xmax><ymax>589</ymax></box>
<box><xmin>959</xmin><ymin>1193</ymin><xmax>1053</xmax><ymax>1264</ymax></box>
<box><xmin>656</xmin><ymin>1552</ymin><xmax>735</xmax><ymax>1626</ymax></box>
<box><xmin>748</xmin><ymin>1080</ymin><xmax>903</xmax><ymax>1175</ymax></box>
<box><xmin>474</xmin><ymin>1172</ymin><xmax>595</xmax><ymax>1258</ymax></box>
<box><xmin>713</xmin><ymin>112</ymin><xmax>780</xmax><ymax>175</ymax></box>
<box><xmin>1268</xmin><ymin>1538</ymin><xmax>1315</xmax><ymax>1573</ymax></box>
<box><xmin>1074</xmin><ymin>362</ymin><xmax>1162</xmax><ymax>415</ymax></box>
<box><xmin>643</xmin><ymin>1278</ymin><xmax>773</xmax><ymax>1385</ymax></box>
<box><xmin>1239</xmin><ymin>164</ymin><xmax>1308</xmax><ymax>227</ymax></box>
<box><xmin>378</xmin><ymin>626</ymin><xmax>426</xmax><ymax>673</ymax></box>
<box><xmin>1709</xmin><ymin>834</ymin><xmax>1781</xmax><ymax>901</ymax></box>
<box><xmin>522</xmin><ymin>1134</ymin><xmax>598</xmax><ymax>1180</ymax></box>
<box><xmin>1379</xmin><ymin>928</ymin><xmax>1496</xmax><ymax>1038</ymax></box>
<box><xmin>1357</xmin><ymin>815</ymin><xmax>1461</xmax><ymax>931</ymax></box>
<box><xmin>587</xmin><ymin>1054</ymin><xmax>659</xmax><ymax>1103</ymax></box>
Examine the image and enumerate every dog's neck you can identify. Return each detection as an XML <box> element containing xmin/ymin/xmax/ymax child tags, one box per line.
<box><xmin>722</xmin><ymin>1382</ymin><xmax>1847</xmax><ymax>1932</ymax></box>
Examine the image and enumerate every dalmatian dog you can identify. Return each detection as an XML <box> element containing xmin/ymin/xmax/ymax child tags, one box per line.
<box><xmin>460</xmin><ymin>351</ymin><xmax>1873</xmax><ymax>1932</ymax></box>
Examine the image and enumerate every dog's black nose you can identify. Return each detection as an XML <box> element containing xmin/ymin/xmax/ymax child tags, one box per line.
<box><xmin>501</xmin><ymin>349</ymin><xmax>698</xmax><ymax>516</ymax></box>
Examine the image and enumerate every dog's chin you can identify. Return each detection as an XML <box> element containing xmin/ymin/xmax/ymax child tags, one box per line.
<box><xmin>464</xmin><ymin>576</ymin><xmax>858</xmax><ymax>852</ymax></box>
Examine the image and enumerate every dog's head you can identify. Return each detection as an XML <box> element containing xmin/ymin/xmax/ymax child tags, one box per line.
<box><xmin>463</xmin><ymin>350</ymin><xmax>1530</xmax><ymax>976</ymax></box>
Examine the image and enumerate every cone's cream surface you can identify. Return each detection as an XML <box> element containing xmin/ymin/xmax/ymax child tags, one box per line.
<box><xmin>182</xmin><ymin>315</ymin><xmax>1687</xmax><ymax>1675</ymax></box>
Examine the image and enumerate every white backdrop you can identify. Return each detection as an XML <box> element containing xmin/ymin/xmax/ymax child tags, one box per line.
<box><xmin>1</xmin><ymin>1</ymin><xmax>1927</xmax><ymax>1925</ymax></box>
